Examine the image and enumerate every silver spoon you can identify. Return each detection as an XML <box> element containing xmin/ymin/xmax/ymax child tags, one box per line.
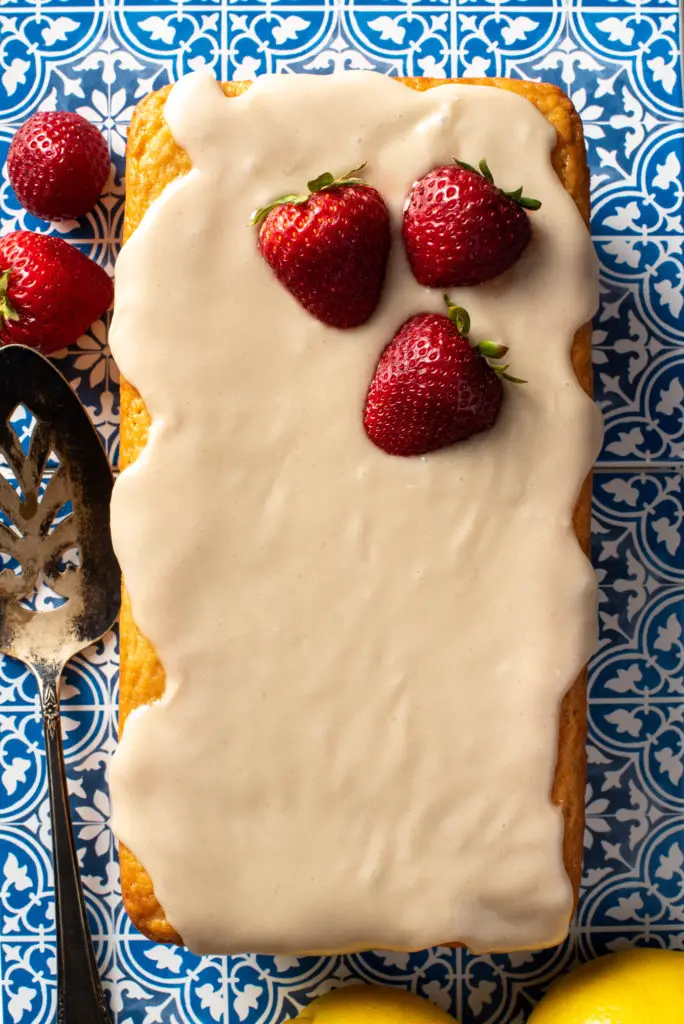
<box><xmin>0</xmin><ymin>345</ymin><xmax>119</xmax><ymax>1023</ymax></box>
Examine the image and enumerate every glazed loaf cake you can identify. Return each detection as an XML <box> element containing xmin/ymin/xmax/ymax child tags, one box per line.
<box><xmin>114</xmin><ymin>76</ymin><xmax>595</xmax><ymax>951</ymax></box>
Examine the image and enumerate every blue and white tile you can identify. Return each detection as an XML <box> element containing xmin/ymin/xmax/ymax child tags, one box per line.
<box><xmin>0</xmin><ymin>1</ymin><xmax>682</xmax><ymax>1021</ymax></box>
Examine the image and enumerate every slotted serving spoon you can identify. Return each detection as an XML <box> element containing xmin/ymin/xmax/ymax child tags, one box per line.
<box><xmin>0</xmin><ymin>345</ymin><xmax>119</xmax><ymax>1023</ymax></box>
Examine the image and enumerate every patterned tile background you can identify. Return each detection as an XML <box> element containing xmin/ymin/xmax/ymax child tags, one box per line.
<box><xmin>0</xmin><ymin>1</ymin><xmax>682</xmax><ymax>1022</ymax></box>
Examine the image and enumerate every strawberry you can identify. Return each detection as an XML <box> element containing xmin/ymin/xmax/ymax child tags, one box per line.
<box><xmin>0</xmin><ymin>231</ymin><xmax>113</xmax><ymax>355</ymax></box>
<box><xmin>7</xmin><ymin>111</ymin><xmax>110</xmax><ymax>221</ymax></box>
<box><xmin>364</xmin><ymin>295</ymin><xmax>523</xmax><ymax>457</ymax></box>
<box><xmin>403</xmin><ymin>159</ymin><xmax>541</xmax><ymax>288</ymax></box>
<box><xmin>252</xmin><ymin>165</ymin><xmax>390</xmax><ymax>329</ymax></box>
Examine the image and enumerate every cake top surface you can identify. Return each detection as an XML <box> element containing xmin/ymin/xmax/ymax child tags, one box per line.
<box><xmin>109</xmin><ymin>70</ymin><xmax>601</xmax><ymax>955</ymax></box>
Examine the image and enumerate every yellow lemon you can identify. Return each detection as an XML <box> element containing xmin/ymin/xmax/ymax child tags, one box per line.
<box><xmin>294</xmin><ymin>986</ymin><xmax>458</xmax><ymax>1024</ymax></box>
<box><xmin>529</xmin><ymin>949</ymin><xmax>684</xmax><ymax>1023</ymax></box>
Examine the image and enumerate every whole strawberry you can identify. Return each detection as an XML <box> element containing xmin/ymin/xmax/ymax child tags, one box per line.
<box><xmin>403</xmin><ymin>159</ymin><xmax>541</xmax><ymax>288</ymax></box>
<box><xmin>0</xmin><ymin>231</ymin><xmax>113</xmax><ymax>354</ymax></box>
<box><xmin>252</xmin><ymin>165</ymin><xmax>390</xmax><ymax>329</ymax></box>
<box><xmin>364</xmin><ymin>296</ymin><xmax>523</xmax><ymax>457</ymax></box>
<box><xmin>7</xmin><ymin>111</ymin><xmax>110</xmax><ymax>221</ymax></box>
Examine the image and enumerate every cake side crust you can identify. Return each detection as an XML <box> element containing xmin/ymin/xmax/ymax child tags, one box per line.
<box><xmin>118</xmin><ymin>77</ymin><xmax>593</xmax><ymax>947</ymax></box>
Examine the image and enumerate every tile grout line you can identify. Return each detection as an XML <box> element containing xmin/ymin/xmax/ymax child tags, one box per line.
<box><xmin>454</xmin><ymin>946</ymin><xmax>462</xmax><ymax>1022</ymax></box>
<box><xmin>589</xmin><ymin>696</ymin><xmax>684</xmax><ymax>703</ymax></box>
<box><xmin>1</xmin><ymin>4</ymin><xmax>683</xmax><ymax>13</ymax></box>
<box><xmin>104</xmin><ymin>7</ymin><xmax>119</xmax><ymax>1013</ymax></box>
<box><xmin>680</xmin><ymin>0</ymin><xmax>684</xmax><ymax>96</ymax></box>
<box><xmin>450</xmin><ymin>0</ymin><xmax>457</xmax><ymax>78</ymax></box>
<box><xmin>593</xmin><ymin>461</ymin><xmax>684</xmax><ymax>473</ymax></box>
<box><xmin>11</xmin><ymin>694</ymin><xmax>684</xmax><ymax>712</ymax></box>
<box><xmin>2</xmin><ymin>926</ymin><xmax>684</xmax><ymax>944</ymax></box>
<box><xmin>223</xmin><ymin>0</ymin><xmax>229</xmax><ymax>84</ymax></box>
<box><xmin>223</xmin><ymin>948</ymin><xmax>230</xmax><ymax>1024</ymax></box>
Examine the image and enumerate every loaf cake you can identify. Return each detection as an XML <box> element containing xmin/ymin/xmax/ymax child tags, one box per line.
<box><xmin>110</xmin><ymin>73</ymin><xmax>600</xmax><ymax>955</ymax></box>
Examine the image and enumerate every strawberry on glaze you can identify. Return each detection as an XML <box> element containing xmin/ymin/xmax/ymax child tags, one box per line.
<box><xmin>252</xmin><ymin>166</ymin><xmax>391</xmax><ymax>329</ymax></box>
<box><xmin>364</xmin><ymin>296</ymin><xmax>523</xmax><ymax>457</ymax></box>
<box><xmin>0</xmin><ymin>231</ymin><xmax>113</xmax><ymax>355</ymax></box>
<box><xmin>403</xmin><ymin>159</ymin><xmax>541</xmax><ymax>288</ymax></box>
<box><xmin>7</xmin><ymin>111</ymin><xmax>110</xmax><ymax>222</ymax></box>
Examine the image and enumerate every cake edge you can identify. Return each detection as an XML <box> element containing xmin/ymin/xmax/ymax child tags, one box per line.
<box><xmin>117</xmin><ymin>76</ymin><xmax>593</xmax><ymax>949</ymax></box>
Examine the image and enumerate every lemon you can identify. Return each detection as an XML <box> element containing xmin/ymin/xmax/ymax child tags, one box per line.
<box><xmin>294</xmin><ymin>986</ymin><xmax>458</xmax><ymax>1024</ymax></box>
<box><xmin>529</xmin><ymin>949</ymin><xmax>684</xmax><ymax>1023</ymax></box>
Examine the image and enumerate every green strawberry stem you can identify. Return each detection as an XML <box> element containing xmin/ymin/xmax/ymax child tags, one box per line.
<box><xmin>0</xmin><ymin>270</ymin><xmax>19</xmax><ymax>327</ymax></box>
<box><xmin>454</xmin><ymin>158</ymin><xmax>542</xmax><ymax>211</ymax></box>
<box><xmin>443</xmin><ymin>293</ymin><xmax>526</xmax><ymax>383</ymax></box>
<box><xmin>477</xmin><ymin>158</ymin><xmax>494</xmax><ymax>184</ymax></box>
<box><xmin>250</xmin><ymin>163</ymin><xmax>368</xmax><ymax>225</ymax></box>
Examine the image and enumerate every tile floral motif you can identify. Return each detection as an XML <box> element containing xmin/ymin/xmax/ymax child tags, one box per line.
<box><xmin>0</xmin><ymin>2</ymin><xmax>682</xmax><ymax>1022</ymax></box>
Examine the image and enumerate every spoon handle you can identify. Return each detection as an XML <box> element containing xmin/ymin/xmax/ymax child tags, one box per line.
<box><xmin>38</xmin><ymin>661</ymin><xmax>112</xmax><ymax>1024</ymax></box>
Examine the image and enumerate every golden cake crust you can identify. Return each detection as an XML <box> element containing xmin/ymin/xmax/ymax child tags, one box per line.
<box><xmin>118</xmin><ymin>78</ymin><xmax>593</xmax><ymax>947</ymax></box>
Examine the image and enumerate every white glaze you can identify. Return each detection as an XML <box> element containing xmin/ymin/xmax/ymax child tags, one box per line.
<box><xmin>109</xmin><ymin>71</ymin><xmax>602</xmax><ymax>956</ymax></box>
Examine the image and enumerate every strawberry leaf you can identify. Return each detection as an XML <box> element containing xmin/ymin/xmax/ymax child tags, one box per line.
<box><xmin>251</xmin><ymin>163</ymin><xmax>369</xmax><ymax>226</ymax></box>
<box><xmin>476</xmin><ymin>340</ymin><xmax>509</xmax><ymax>359</ymax></box>
<box><xmin>454</xmin><ymin>159</ymin><xmax>479</xmax><ymax>175</ymax></box>
<box><xmin>249</xmin><ymin>194</ymin><xmax>308</xmax><ymax>226</ymax></box>
<box><xmin>478</xmin><ymin>158</ymin><xmax>494</xmax><ymax>183</ymax></box>
<box><xmin>305</xmin><ymin>172</ymin><xmax>335</xmax><ymax>192</ymax></box>
<box><xmin>442</xmin><ymin>293</ymin><xmax>470</xmax><ymax>336</ymax></box>
<box><xmin>516</xmin><ymin>195</ymin><xmax>542</xmax><ymax>211</ymax></box>
<box><xmin>308</xmin><ymin>171</ymin><xmax>335</xmax><ymax>192</ymax></box>
<box><xmin>492</xmin><ymin>364</ymin><xmax>527</xmax><ymax>384</ymax></box>
<box><xmin>0</xmin><ymin>271</ymin><xmax>19</xmax><ymax>328</ymax></box>
<box><xmin>454</xmin><ymin>158</ymin><xmax>542</xmax><ymax>212</ymax></box>
<box><xmin>442</xmin><ymin>295</ymin><xmax>524</xmax><ymax>382</ymax></box>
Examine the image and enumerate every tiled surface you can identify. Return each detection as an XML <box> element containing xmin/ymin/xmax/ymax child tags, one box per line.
<box><xmin>0</xmin><ymin>1</ymin><xmax>682</xmax><ymax>1021</ymax></box>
